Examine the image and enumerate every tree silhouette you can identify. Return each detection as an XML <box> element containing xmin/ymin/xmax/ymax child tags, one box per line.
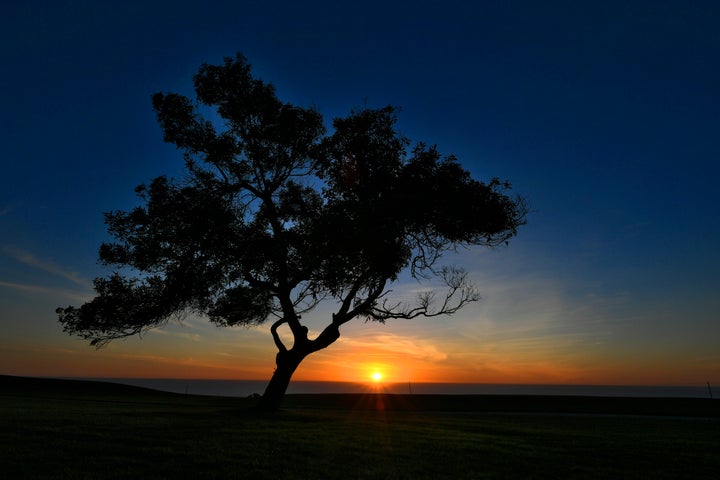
<box><xmin>57</xmin><ymin>53</ymin><xmax>527</xmax><ymax>411</ymax></box>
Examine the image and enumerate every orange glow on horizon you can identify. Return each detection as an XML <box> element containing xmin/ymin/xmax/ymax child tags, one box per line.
<box><xmin>4</xmin><ymin>329</ymin><xmax>717</xmax><ymax>388</ymax></box>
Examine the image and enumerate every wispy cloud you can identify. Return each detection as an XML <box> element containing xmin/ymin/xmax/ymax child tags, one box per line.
<box><xmin>151</xmin><ymin>328</ymin><xmax>203</xmax><ymax>342</ymax></box>
<box><xmin>0</xmin><ymin>280</ymin><xmax>91</xmax><ymax>302</ymax></box>
<box><xmin>0</xmin><ymin>205</ymin><xmax>12</xmax><ymax>216</ymax></box>
<box><xmin>2</xmin><ymin>245</ymin><xmax>91</xmax><ymax>289</ymax></box>
<box><xmin>337</xmin><ymin>332</ymin><xmax>448</xmax><ymax>362</ymax></box>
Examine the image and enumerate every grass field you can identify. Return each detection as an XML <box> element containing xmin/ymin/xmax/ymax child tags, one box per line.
<box><xmin>2</xmin><ymin>376</ymin><xmax>718</xmax><ymax>479</ymax></box>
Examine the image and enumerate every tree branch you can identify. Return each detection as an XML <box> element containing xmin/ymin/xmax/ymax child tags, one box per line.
<box><xmin>334</xmin><ymin>271</ymin><xmax>370</xmax><ymax>322</ymax></box>
<box><xmin>270</xmin><ymin>318</ymin><xmax>288</xmax><ymax>352</ymax></box>
<box><xmin>369</xmin><ymin>266</ymin><xmax>480</xmax><ymax>321</ymax></box>
<box><xmin>347</xmin><ymin>278</ymin><xmax>388</xmax><ymax>320</ymax></box>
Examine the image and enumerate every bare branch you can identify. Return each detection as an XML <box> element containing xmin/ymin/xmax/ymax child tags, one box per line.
<box><xmin>270</xmin><ymin>318</ymin><xmax>288</xmax><ymax>352</ymax></box>
<box><xmin>368</xmin><ymin>266</ymin><xmax>480</xmax><ymax>321</ymax></box>
<box><xmin>346</xmin><ymin>277</ymin><xmax>388</xmax><ymax>321</ymax></box>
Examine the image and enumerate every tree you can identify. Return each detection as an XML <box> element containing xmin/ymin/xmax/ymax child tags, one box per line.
<box><xmin>57</xmin><ymin>53</ymin><xmax>527</xmax><ymax>411</ymax></box>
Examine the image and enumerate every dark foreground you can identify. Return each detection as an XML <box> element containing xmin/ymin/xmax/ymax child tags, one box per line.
<box><xmin>2</xmin><ymin>376</ymin><xmax>718</xmax><ymax>479</ymax></box>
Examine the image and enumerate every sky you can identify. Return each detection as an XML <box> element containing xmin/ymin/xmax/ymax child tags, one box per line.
<box><xmin>2</xmin><ymin>0</ymin><xmax>719</xmax><ymax>387</ymax></box>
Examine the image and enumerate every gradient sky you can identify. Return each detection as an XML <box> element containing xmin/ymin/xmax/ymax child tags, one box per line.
<box><xmin>2</xmin><ymin>0</ymin><xmax>719</xmax><ymax>387</ymax></box>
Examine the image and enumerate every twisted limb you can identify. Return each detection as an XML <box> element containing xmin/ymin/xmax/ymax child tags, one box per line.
<box><xmin>270</xmin><ymin>318</ymin><xmax>288</xmax><ymax>353</ymax></box>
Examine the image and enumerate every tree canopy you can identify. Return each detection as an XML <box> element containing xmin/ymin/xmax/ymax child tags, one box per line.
<box><xmin>57</xmin><ymin>53</ymin><xmax>527</xmax><ymax>410</ymax></box>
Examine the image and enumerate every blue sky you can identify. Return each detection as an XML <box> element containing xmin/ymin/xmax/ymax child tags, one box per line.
<box><xmin>2</xmin><ymin>0</ymin><xmax>719</xmax><ymax>385</ymax></box>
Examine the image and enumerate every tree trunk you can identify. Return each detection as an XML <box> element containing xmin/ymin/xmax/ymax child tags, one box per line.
<box><xmin>258</xmin><ymin>350</ymin><xmax>305</xmax><ymax>412</ymax></box>
<box><xmin>257</xmin><ymin>322</ymin><xmax>341</xmax><ymax>412</ymax></box>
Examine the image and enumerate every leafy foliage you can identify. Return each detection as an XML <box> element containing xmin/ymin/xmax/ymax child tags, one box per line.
<box><xmin>57</xmin><ymin>54</ymin><xmax>526</xmax><ymax>396</ymax></box>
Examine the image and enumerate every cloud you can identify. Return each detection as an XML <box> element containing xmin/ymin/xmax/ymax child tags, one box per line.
<box><xmin>337</xmin><ymin>332</ymin><xmax>448</xmax><ymax>362</ymax></box>
<box><xmin>0</xmin><ymin>280</ymin><xmax>91</xmax><ymax>302</ymax></box>
<box><xmin>150</xmin><ymin>328</ymin><xmax>203</xmax><ymax>342</ymax></box>
<box><xmin>2</xmin><ymin>245</ymin><xmax>91</xmax><ymax>289</ymax></box>
<box><xmin>0</xmin><ymin>205</ymin><xmax>11</xmax><ymax>216</ymax></box>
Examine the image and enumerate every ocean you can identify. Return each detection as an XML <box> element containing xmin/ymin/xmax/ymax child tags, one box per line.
<box><xmin>86</xmin><ymin>378</ymin><xmax>716</xmax><ymax>399</ymax></box>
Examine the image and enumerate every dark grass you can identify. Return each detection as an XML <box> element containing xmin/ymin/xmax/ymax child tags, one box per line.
<box><xmin>2</xmin><ymin>376</ymin><xmax>718</xmax><ymax>479</ymax></box>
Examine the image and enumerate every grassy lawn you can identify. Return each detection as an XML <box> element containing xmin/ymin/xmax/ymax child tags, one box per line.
<box><xmin>1</xmin><ymin>376</ymin><xmax>718</xmax><ymax>479</ymax></box>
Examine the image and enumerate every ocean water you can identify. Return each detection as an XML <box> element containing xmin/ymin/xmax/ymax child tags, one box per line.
<box><xmin>88</xmin><ymin>378</ymin><xmax>716</xmax><ymax>399</ymax></box>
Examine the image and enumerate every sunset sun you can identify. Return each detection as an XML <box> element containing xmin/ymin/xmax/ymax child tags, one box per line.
<box><xmin>371</xmin><ymin>371</ymin><xmax>383</xmax><ymax>382</ymax></box>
